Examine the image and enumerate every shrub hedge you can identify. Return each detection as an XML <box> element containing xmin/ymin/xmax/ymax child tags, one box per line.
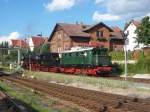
<box><xmin>114</xmin><ymin>50</ymin><xmax>150</xmax><ymax>74</ymax></box>
<box><xmin>109</xmin><ymin>51</ymin><xmax>133</xmax><ymax>61</ymax></box>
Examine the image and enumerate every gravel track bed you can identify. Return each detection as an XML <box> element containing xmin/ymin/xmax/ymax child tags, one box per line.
<box><xmin>2</xmin><ymin>76</ymin><xmax>150</xmax><ymax>112</ymax></box>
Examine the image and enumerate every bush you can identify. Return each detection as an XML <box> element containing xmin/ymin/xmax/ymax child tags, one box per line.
<box><xmin>132</xmin><ymin>50</ymin><xmax>144</xmax><ymax>60</ymax></box>
<box><xmin>118</xmin><ymin>52</ymin><xmax>150</xmax><ymax>74</ymax></box>
<box><xmin>109</xmin><ymin>51</ymin><xmax>133</xmax><ymax>61</ymax></box>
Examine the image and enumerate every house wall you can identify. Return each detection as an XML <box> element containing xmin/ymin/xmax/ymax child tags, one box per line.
<box><xmin>50</xmin><ymin>29</ymin><xmax>72</xmax><ymax>53</ymax></box>
<box><xmin>110</xmin><ymin>40</ymin><xmax>124</xmax><ymax>51</ymax></box>
<box><xmin>29</xmin><ymin>37</ymin><xmax>34</xmax><ymax>51</ymax></box>
<box><xmin>71</xmin><ymin>37</ymin><xmax>90</xmax><ymax>47</ymax></box>
<box><xmin>88</xmin><ymin>26</ymin><xmax>111</xmax><ymax>49</ymax></box>
<box><xmin>124</xmin><ymin>23</ymin><xmax>143</xmax><ymax>51</ymax></box>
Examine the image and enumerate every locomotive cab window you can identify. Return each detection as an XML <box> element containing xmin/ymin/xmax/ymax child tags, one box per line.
<box><xmin>69</xmin><ymin>53</ymin><xmax>71</xmax><ymax>57</ymax></box>
<box><xmin>76</xmin><ymin>53</ymin><xmax>79</xmax><ymax>56</ymax></box>
<box><xmin>72</xmin><ymin>53</ymin><xmax>75</xmax><ymax>57</ymax></box>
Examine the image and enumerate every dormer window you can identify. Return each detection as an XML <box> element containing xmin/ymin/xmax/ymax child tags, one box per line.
<box><xmin>96</xmin><ymin>31</ymin><xmax>103</xmax><ymax>38</ymax></box>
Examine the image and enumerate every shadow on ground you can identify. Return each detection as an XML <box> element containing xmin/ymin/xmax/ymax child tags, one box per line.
<box><xmin>111</xmin><ymin>63</ymin><xmax>123</xmax><ymax>76</ymax></box>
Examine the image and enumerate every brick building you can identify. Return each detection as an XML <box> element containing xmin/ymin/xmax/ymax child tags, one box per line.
<box><xmin>48</xmin><ymin>22</ymin><xmax>124</xmax><ymax>53</ymax></box>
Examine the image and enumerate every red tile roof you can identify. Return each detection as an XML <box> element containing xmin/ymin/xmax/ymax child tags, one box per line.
<box><xmin>110</xmin><ymin>32</ymin><xmax>124</xmax><ymax>39</ymax></box>
<box><xmin>31</xmin><ymin>36</ymin><xmax>48</xmax><ymax>47</ymax></box>
<box><xmin>132</xmin><ymin>20</ymin><xmax>140</xmax><ymax>27</ymax></box>
<box><xmin>49</xmin><ymin>23</ymin><xmax>91</xmax><ymax>41</ymax></box>
<box><xmin>58</xmin><ymin>23</ymin><xmax>91</xmax><ymax>37</ymax></box>
<box><xmin>11</xmin><ymin>39</ymin><xmax>28</xmax><ymax>48</ymax></box>
<box><xmin>111</xmin><ymin>26</ymin><xmax>122</xmax><ymax>32</ymax></box>
<box><xmin>110</xmin><ymin>26</ymin><xmax>123</xmax><ymax>39</ymax></box>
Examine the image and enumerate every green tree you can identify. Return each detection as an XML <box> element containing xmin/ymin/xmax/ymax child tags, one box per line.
<box><xmin>33</xmin><ymin>46</ymin><xmax>41</xmax><ymax>54</ymax></box>
<box><xmin>40</xmin><ymin>43</ymin><xmax>50</xmax><ymax>54</ymax></box>
<box><xmin>135</xmin><ymin>16</ymin><xmax>150</xmax><ymax>45</ymax></box>
<box><xmin>33</xmin><ymin>43</ymin><xmax>50</xmax><ymax>54</ymax></box>
<box><xmin>0</xmin><ymin>41</ymin><xmax>9</xmax><ymax>65</ymax></box>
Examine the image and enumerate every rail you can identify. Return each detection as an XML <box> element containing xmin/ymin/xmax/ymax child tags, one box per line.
<box><xmin>0</xmin><ymin>91</ymin><xmax>28</xmax><ymax>112</ymax></box>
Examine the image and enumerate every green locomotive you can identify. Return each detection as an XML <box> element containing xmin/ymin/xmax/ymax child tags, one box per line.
<box><xmin>59</xmin><ymin>47</ymin><xmax>112</xmax><ymax>76</ymax></box>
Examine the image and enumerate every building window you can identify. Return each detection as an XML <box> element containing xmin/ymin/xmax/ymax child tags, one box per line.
<box><xmin>58</xmin><ymin>33</ymin><xmax>62</xmax><ymax>40</ymax></box>
<box><xmin>96</xmin><ymin>31</ymin><xmax>103</xmax><ymax>38</ymax></box>
<box><xmin>58</xmin><ymin>48</ymin><xmax>61</xmax><ymax>53</ymax></box>
<box><xmin>64</xmin><ymin>45</ymin><xmax>69</xmax><ymax>50</ymax></box>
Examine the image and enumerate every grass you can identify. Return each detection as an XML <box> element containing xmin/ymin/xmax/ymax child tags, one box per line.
<box><xmin>0</xmin><ymin>80</ymin><xmax>80</xmax><ymax>112</ymax></box>
<box><xmin>23</xmin><ymin>70</ymin><xmax>137</xmax><ymax>90</ymax></box>
<box><xmin>0</xmin><ymin>66</ymin><xmax>17</xmax><ymax>74</ymax></box>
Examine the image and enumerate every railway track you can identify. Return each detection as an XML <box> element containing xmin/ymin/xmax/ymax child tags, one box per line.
<box><xmin>2</xmin><ymin>76</ymin><xmax>150</xmax><ymax>112</ymax></box>
<box><xmin>0</xmin><ymin>91</ymin><xmax>27</xmax><ymax>112</ymax></box>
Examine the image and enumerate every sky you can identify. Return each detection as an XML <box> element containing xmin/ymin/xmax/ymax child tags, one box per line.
<box><xmin>0</xmin><ymin>0</ymin><xmax>150</xmax><ymax>42</ymax></box>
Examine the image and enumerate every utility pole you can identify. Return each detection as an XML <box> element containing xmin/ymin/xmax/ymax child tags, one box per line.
<box><xmin>17</xmin><ymin>39</ymin><xmax>22</xmax><ymax>67</ymax></box>
<box><xmin>123</xmin><ymin>31</ymin><xmax>129</xmax><ymax>80</ymax></box>
<box><xmin>124</xmin><ymin>42</ymin><xmax>127</xmax><ymax>80</ymax></box>
<box><xmin>0</xmin><ymin>49</ymin><xmax>3</xmax><ymax>66</ymax></box>
<box><xmin>18</xmin><ymin>49</ymin><xmax>20</xmax><ymax>66</ymax></box>
<box><xmin>27</xmin><ymin>36</ymin><xmax>31</xmax><ymax>71</ymax></box>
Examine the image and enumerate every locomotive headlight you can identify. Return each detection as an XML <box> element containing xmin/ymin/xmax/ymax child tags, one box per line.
<box><xmin>8</xmin><ymin>50</ymin><xmax>10</xmax><ymax>55</ymax></box>
<box><xmin>84</xmin><ymin>52</ymin><xmax>87</xmax><ymax>57</ymax></box>
<box><xmin>36</xmin><ymin>56</ymin><xmax>39</xmax><ymax>60</ymax></box>
<box><xmin>59</xmin><ymin>54</ymin><xmax>62</xmax><ymax>58</ymax></box>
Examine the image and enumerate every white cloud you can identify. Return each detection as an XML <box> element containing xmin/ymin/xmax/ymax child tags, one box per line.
<box><xmin>93</xmin><ymin>11</ymin><xmax>121</xmax><ymax>22</ymax></box>
<box><xmin>44</xmin><ymin>0</ymin><xmax>76</xmax><ymax>12</ymax></box>
<box><xmin>146</xmin><ymin>13</ymin><xmax>150</xmax><ymax>16</ymax></box>
<box><xmin>95</xmin><ymin>0</ymin><xmax>104</xmax><ymax>4</ymax></box>
<box><xmin>0</xmin><ymin>31</ymin><xmax>20</xmax><ymax>43</ymax></box>
<box><xmin>94</xmin><ymin>0</ymin><xmax>150</xmax><ymax>21</ymax></box>
<box><xmin>107</xmin><ymin>0</ymin><xmax>150</xmax><ymax>19</ymax></box>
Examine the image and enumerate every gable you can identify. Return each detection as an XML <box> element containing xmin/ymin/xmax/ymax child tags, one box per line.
<box><xmin>124</xmin><ymin>20</ymin><xmax>140</xmax><ymax>31</ymax></box>
<box><xmin>49</xmin><ymin>24</ymin><xmax>71</xmax><ymax>43</ymax></box>
<box><xmin>124</xmin><ymin>22</ymin><xmax>137</xmax><ymax>34</ymax></box>
<box><xmin>84</xmin><ymin>22</ymin><xmax>113</xmax><ymax>33</ymax></box>
<box><xmin>88</xmin><ymin>25</ymin><xmax>110</xmax><ymax>34</ymax></box>
<box><xmin>48</xmin><ymin>24</ymin><xmax>65</xmax><ymax>42</ymax></box>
